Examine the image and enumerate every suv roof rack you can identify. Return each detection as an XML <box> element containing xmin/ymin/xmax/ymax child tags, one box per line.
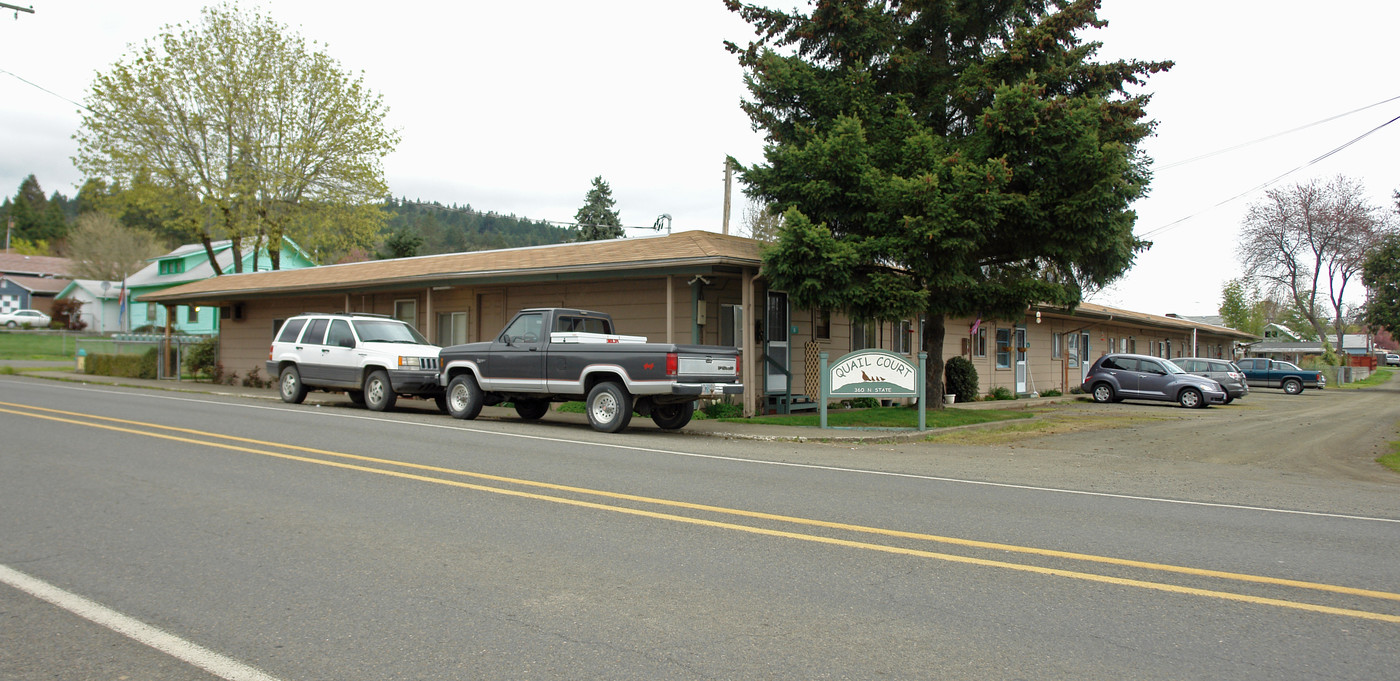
<box><xmin>296</xmin><ymin>311</ymin><xmax>395</xmax><ymax>319</ymax></box>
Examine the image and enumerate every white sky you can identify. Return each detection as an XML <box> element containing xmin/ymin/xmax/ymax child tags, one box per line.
<box><xmin>2</xmin><ymin>1</ymin><xmax>1398</xmax><ymax>318</ymax></box>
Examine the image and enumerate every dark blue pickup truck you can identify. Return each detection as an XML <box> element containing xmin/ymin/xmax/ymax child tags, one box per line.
<box><xmin>439</xmin><ymin>308</ymin><xmax>743</xmax><ymax>433</ymax></box>
<box><xmin>1235</xmin><ymin>358</ymin><xmax>1325</xmax><ymax>395</ymax></box>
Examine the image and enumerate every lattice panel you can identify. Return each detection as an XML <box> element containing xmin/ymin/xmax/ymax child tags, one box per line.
<box><xmin>804</xmin><ymin>340</ymin><xmax>821</xmax><ymax>396</ymax></box>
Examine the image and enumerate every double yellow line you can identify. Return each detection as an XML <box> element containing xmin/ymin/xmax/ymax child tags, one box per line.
<box><xmin>3</xmin><ymin>399</ymin><xmax>1398</xmax><ymax>624</ymax></box>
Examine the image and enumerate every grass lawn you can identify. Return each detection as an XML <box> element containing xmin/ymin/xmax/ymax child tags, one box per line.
<box><xmin>1331</xmin><ymin>367</ymin><xmax>1396</xmax><ymax>390</ymax></box>
<box><xmin>0</xmin><ymin>331</ymin><xmax>110</xmax><ymax>361</ymax></box>
<box><xmin>718</xmin><ymin>405</ymin><xmax>1033</xmax><ymax>429</ymax></box>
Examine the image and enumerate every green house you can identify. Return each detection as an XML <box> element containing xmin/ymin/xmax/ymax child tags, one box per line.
<box><xmin>126</xmin><ymin>237</ymin><xmax>316</xmax><ymax>334</ymax></box>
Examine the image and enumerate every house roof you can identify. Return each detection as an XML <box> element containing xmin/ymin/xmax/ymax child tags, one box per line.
<box><xmin>129</xmin><ymin>237</ymin><xmax>317</xmax><ymax>291</ymax></box>
<box><xmin>1037</xmin><ymin>301</ymin><xmax>1258</xmax><ymax>341</ymax></box>
<box><xmin>0</xmin><ymin>252</ymin><xmax>72</xmax><ymax>277</ymax></box>
<box><xmin>141</xmin><ymin>229</ymin><xmax>1253</xmax><ymax>341</ymax></box>
<box><xmin>58</xmin><ymin>279</ymin><xmax>125</xmax><ymax>300</ymax></box>
<box><xmin>0</xmin><ymin>274</ymin><xmax>71</xmax><ymax>295</ymax></box>
<box><xmin>143</xmin><ymin>230</ymin><xmax>766</xmax><ymax>304</ymax></box>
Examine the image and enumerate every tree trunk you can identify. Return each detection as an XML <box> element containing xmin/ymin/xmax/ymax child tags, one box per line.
<box><xmin>922</xmin><ymin>314</ymin><xmax>947</xmax><ymax>409</ymax></box>
<box><xmin>200</xmin><ymin>235</ymin><xmax>224</xmax><ymax>276</ymax></box>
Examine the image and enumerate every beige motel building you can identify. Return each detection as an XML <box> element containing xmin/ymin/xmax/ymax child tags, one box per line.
<box><xmin>144</xmin><ymin>230</ymin><xmax>1257</xmax><ymax>415</ymax></box>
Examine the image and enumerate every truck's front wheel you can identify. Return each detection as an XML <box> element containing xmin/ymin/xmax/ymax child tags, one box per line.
<box><xmin>586</xmin><ymin>382</ymin><xmax>632</xmax><ymax>433</ymax></box>
<box><xmin>447</xmin><ymin>374</ymin><xmax>483</xmax><ymax>420</ymax></box>
<box><xmin>651</xmin><ymin>401</ymin><xmax>695</xmax><ymax>430</ymax></box>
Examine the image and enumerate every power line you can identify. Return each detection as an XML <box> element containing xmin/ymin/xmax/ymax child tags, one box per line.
<box><xmin>1138</xmin><ymin>111</ymin><xmax>1400</xmax><ymax>240</ymax></box>
<box><xmin>1155</xmin><ymin>94</ymin><xmax>1400</xmax><ymax>171</ymax></box>
<box><xmin>0</xmin><ymin>67</ymin><xmax>88</xmax><ymax>111</ymax></box>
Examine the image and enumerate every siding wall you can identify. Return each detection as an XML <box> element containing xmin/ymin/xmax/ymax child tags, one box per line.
<box><xmin>216</xmin><ymin>281</ymin><xmax>1246</xmax><ymax>401</ymax></box>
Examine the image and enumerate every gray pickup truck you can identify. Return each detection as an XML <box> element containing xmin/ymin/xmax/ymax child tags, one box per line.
<box><xmin>438</xmin><ymin>308</ymin><xmax>743</xmax><ymax>432</ymax></box>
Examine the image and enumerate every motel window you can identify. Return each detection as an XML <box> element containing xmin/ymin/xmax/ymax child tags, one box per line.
<box><xmin>973</xmin><ymin>327</ymin><xmax>988</xmax><ymax>358</ymax></box>
<box><xmin>187</xmin><ymin>306</ymin><xmax>199</xmax><ymax>324</ymax></box>
<box><xmin>896</xmin><ymin>319</ymin><xmax>913</xmax><ymax>354</ymax></box>
<box><xmin>720</xmin><ymin>304</ymin><xmax>743</xmax><ymax>347</ymax></box>
<box><xmin>1052</xmin><ymin>332</ymin><xmax>1062</xmax><ymax>360</ymax></box>
<box><xmin>394</xmin><ymin>299</ymin><xmax>417</xmax><ymax>328</ymax></box>
<box><xmin>852</xmin><ymin>319</ymin><xmax>877</xmax><ymax>351</ymax></box>
<box><xmin>815</xmin><ymin>309</ymin><xmax>830</xmax><ymax>341</ymax></box>
<box><xmin>995</xmin><ymin>328</ymin><xmax>1012</xmax><ymax>369</ymax></box>
<box><xmin>1067</xmin><ymin>333</ymin><xmax>1080</xmax><ymax>368</ymax></box>
<box><xmin>437</xmin><ymin>312</ymin><xmax>469</xmax><ymax>346</ymax></box>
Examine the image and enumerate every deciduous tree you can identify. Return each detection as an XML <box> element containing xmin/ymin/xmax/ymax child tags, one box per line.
<box><xmin>1239</xmin><ymin>175</ymin><xmax>1392</xmax><ymax>361</ymax></box>
<box><xmin>727</xmin><ymin>0</ymin><xmax>1169</xmax><ymax>400</ymax></box>
<box><xmin>65</xmin><ymin>212</ymin><xmax>164</xmax><ymax>281</ymax></box>
<box><xmin>74</xmin><ymin>2</ymin><xmax>397</xmax><ymax>272</ymax></box>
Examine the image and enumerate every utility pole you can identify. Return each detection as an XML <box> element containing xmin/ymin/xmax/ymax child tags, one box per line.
<box><xmin>722</xmin><ymin>158</ymin><xmax>732</xmax><ymax>235</ymax></box>
<box><xmin>0</xmin><ymin>3</ymin><xmax>35</xmax><ymax>19</ymax></box>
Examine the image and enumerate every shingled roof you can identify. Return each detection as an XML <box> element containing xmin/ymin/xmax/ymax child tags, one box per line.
<box><xmin>143</xmin><ymin>230</ymin><xmax>766</xmax><ymax>304</ymax></box>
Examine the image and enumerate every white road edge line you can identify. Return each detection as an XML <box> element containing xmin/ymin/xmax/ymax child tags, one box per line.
<box><xmin>0</xmin><ymin>563</ymin><xmax>283</xmax><ymax>681</ymax></box>
<box><xmin>8</xmin><ymin>378</ymin><xmax>1400</xmax><ymax>524</ymax></box>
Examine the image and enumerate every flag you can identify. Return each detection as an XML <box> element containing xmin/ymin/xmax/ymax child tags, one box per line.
<box><xmin>117</xmin><ymin>279</ymin><xmax>127</xmax><ymax>329</ymax></box>
<box><xmin>969</xmin><ymin>317</ymin><xmax>981</xmax><ymax>335</ymax></box>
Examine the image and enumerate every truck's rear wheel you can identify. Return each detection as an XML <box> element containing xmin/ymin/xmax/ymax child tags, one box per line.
<box><xmin>1282</xmin><ymin>378</ymin><xmax>1303</xmax><ymax>395</ymax></box>
<box><xmin>651</xmin><ymin>401</ymin><xmax>695</xmax><ymax>430</ymax></box>
<box><xmin>586</xmin><ymin>382</ymin><xmax>632</xmax><ymax>433</ymax></box>
<box><xmin>447</xmin><ymin>375</ymin><xmax>483</xmax><ymax>420</ymax></box>
<box><xmin>363</xmin><ymin>370</ymin><xmax>396</xmax><ymax>411</ymax></box>
<box><xmin>514</xmin><ymin>398</ymin><xmax>549</xmax><ymax>420</ymax></box>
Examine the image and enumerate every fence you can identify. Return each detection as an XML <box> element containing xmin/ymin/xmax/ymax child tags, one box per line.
<box><xmin>76</xmin><ymin>334</ymin><xmax>213</xmax><ymax>381</ymax></box>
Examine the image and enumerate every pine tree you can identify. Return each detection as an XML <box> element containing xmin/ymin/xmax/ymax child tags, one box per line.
<box><xmin>573</xmin><ymin>176</ymin><xmax>624</xmax><ymax>241</ymax></box>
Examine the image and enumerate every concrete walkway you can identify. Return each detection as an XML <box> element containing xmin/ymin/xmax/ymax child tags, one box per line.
<box><xmin>4</xmin><ymin>363</ymin><xmax>1072</xmax><ymax>443</ymax></box>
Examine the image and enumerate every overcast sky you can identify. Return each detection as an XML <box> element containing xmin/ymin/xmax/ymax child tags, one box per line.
<box><xmin>3</xmin><ymin>1</ymin><xmax>1398</xmax><ymax>318</ymax></box>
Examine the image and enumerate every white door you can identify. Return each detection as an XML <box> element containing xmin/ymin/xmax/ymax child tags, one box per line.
<box><xmin>765</xmin><ymin>291</ymin><xmax>789</xmax><ymax>393</ymax></box>
<box><xmin>1080</xmin><ymin>332</ymin><xmax>1092</xmax><ymax>381</ymax></box>
<box><xmin>1014</xmin><ymin>326</ymin><xmax>1028</xmax><ymax>394</ymax></box>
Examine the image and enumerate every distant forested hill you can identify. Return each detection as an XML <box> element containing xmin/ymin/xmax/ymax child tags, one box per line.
<box><xmin>381</xmin><ymin>198</ymin><xmax>572</xmax><ymax>256</ymax></box>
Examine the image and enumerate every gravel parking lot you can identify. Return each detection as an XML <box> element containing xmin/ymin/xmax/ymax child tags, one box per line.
<box><xmin>857</xmin><ymin>374</ymin><xmax>1400</xmax><ymax>518</ymax></box>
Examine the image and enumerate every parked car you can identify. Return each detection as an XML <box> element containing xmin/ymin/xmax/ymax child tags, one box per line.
<box><xmin>1387</xmin><ymin>353</ymin><xmax>1399</xmax><ymax>367</ymax></box>
<box><xmin>1174</xmin><ymin>357</ymin><xmax>1249</xmax><ymax>404</ymax></box>
<box><xmin>1081</xmin><ymin>353</ymin><xmax>1227</xmax><ymax>408</ymax></box>
<box><xmin>267</xmin><ymin>312</ymin><xmax>444</xmax><ymax>411</ymax></box>
<box><xmin>1234</xmin><ymin>358</ymin><xmax>1325</xmax><ymax>394</ymax></box>
<box><xmin>0</xmin><ymin>309</ymin><xmax>51</xmax><ymax>328</ymax></box>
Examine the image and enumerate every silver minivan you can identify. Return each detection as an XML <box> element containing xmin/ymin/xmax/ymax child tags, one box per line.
<box><xmin>1174</xmin><ymin>357</ymin><xmax>1248</xmax><ymax>404</ymax></box>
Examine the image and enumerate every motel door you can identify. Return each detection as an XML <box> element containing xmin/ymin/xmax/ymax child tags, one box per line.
<box><xmin>765</xmin><ymin>291</ymin><xmax>789</xmax><ymax>393</ymax></box>
<box><xmin>1080</xmin><ymin>332</ymin><xmax>1092</xmax><ymax>381</ymax></box>
<box><xmin>1014</xmin><ymin>326</ymin><xmax>1028</xmax><ymax>394</ymax></box>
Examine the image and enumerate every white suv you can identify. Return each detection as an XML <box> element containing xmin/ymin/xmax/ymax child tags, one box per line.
<box><xmin>267</xmin><ymin>313</ymin><xmax>443</xmax><ymax>411</ymax></box>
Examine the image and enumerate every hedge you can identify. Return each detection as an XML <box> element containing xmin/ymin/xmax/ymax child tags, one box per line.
<box><xmin>85</xmin><ymin>348</ymin><xmax>158</xmax><ymax>379</ymax></box>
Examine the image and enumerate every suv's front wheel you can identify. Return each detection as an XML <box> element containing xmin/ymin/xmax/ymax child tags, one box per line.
<box><xmin>363</xmin><ymin>370</ymin><xmax>397</xmax><ymax>411</ymax></box>
<box><xmin>279</xmin><ymin>365</ymin><xmax>308</xmax><ymax>404</ymax></box>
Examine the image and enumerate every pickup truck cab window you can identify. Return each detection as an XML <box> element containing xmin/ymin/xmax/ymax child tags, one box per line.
<box><xmin>502</xmin><ymin>313</ymin><xmax>543</xmax><ymax>344</ymax></box>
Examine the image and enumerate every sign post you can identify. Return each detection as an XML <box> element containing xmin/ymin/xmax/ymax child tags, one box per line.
<box><xmin>820</xmin><ymin>349</ymin><xmax>926</xmax><ymax>431</ymax></box>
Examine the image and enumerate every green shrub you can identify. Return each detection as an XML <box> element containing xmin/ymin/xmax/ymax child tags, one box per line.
<box><xmin>1040</xmin><ymin>389</ymin><xmax>1062</xmax><ymax>397</ymax></box>
<box><xmin>701</xmin><ymin>401</ymin><xmax>744</xmax><ymax>418</ymax></box>
<box><xmin>943</xmin><ymin>356</ymin><xmax>979</xmax><ymax>403</ymax></box>
<box><xmin>987</xmin><ymin>386</ymin><xmax>1015</xmax><ymax>401</ymax></box>
<box><xmin>850</xmin><ymin>397</ymin><xmax>881</xmax><ymax>409</ymax></box>
<box><xmin>85</xmin><ymin>348</ymin><xmax>158</xmax><ymax>379</ymax></box>
<box><xmin>184</xmin><ymin>337</ymin><xmax>219</xmax><ymax>379</ymax></box>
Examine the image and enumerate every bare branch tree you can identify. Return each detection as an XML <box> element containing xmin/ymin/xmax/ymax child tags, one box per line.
<box><xmin>1239</xmin><ymin>176</ymin><xmax>1391</xmax><ymax>359</ymax></box>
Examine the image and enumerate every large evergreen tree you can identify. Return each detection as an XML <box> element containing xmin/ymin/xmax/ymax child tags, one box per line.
<box><xmin>573</xmin><ymin>176</ymin><xmax>625</xmax><ymax>241</ymax></box>
<box><xmin>1</xmin><ymin>175</ymin><xmax>69</xmax><ymax>248</ymax></box>
<box><xmin>727</xmin><ymin>0</ymin><xmax>1170</xmax><ymax>400</ymax></box>
<box><xmin>1363</xmin><ymin>232</ymin><xmax>1400</xmax><ymax>337</ymax></box>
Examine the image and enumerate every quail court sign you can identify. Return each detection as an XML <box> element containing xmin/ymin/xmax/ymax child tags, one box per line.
<box><xmin>819</xmin><ymin>349</ymin><xmax>928</xmax><ymax>430</ymax></box>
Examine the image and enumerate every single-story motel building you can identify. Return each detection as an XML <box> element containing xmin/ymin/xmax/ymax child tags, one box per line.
<box><xmin>144</xmin><ymin>231</ymin><xmax>1257</xmax><ymax>415</ymax></box>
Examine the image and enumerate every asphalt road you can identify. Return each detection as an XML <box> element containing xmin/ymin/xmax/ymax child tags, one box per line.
<box><xmin>1</xmin><ymin>376</ymin><xmax>1397</xmax><ymax>680</ymax></box>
